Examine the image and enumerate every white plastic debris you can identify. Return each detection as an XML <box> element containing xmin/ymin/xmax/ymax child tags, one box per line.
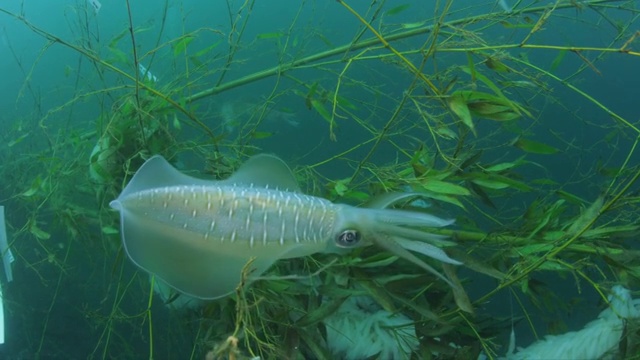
<box><xmin>502</xmin><ymin>285</ymin><xmax>640</xmax><ymax>360</ymax></box>
<box><xmin>0</xmin><ymin>205</ymin><xmax>12</xmax><ymax>345</ymax></box>
<box><xmin>138</xmin><ymin>63</ymin><xmax>158</xmax><ymax>82</ymax></box>
<box><xmin>0</xmin><ymin>206</ymin><xmax>13</xmax><ymax>283</ymax></box>
<box><xmin>0</xmin><ymin>282</ymin><xmax>4</xmax><ymax>344</ymax></box>
<box><xmin>324</xmin><ymin>295</ymin><xmax>419</xmax><ymax>359</ymax></box>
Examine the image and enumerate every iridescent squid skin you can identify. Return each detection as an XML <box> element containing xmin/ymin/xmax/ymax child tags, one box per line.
<box><xmin>111</xmin><ymin>155</ymin><xmax>460</xmax><ymax>300</ymax></box>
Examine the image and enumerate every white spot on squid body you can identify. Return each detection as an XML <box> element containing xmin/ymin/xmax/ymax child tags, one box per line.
<box><xmin>293</xmin><ymin>205</ymin><xmax>300</xmax><ymax>243</ymax></box>
<box><xmin>217</xmin><ymin>187</ymin><xmax>224</xmax><ymax>207</ymax></box>
<box><xmin>246</xmin><ymin>203</ymin><xmax>253</xmax><ymax>228</ymax></box>
<box><xmin>262</xmin><ymin>212</ymin><xmax>268</xmax><ymax>245</ymax></box>
<box><xmin>280</xmin><ymin>219</ymin><xmax>286</xmax><ymax>245</ymax></box>
<box><xmin>281</xmin><ymin>195</ymin><xmax>291</xmax><ymax>217</ymax></box>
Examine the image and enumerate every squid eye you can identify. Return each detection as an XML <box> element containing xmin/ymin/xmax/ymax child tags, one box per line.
<box><xmin>336</xmin><ymin>229</ymin><xmax>361</xmax><ymax>247</ymax></box>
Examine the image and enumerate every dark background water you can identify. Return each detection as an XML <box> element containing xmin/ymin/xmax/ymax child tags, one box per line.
<box><xmin>1</xmin><ymin>0</ymin><xmax>638</xmax><ymax>358</ymax></box>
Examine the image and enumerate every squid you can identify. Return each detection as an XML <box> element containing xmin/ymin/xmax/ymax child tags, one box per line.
<box><xmin>110</xmin><ymin>154</ymin><xmax>461</xmax><ymax>300</ymax></box>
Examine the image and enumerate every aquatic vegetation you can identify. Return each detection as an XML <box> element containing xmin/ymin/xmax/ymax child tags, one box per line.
<box><xmin>0</xmin><ymin>0</ymin><xmax>639</xmax><ymax>358</ymax></box>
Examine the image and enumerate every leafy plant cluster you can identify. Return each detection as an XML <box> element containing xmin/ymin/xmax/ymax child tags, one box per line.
<box><xmin>0</xmin><ymin>0</ymin><xmax>639</xmax><ymax>358</ymax></box>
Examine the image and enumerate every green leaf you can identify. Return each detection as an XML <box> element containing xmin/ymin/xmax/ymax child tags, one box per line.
<box><xmin>472</xmin><ymin>178</ymin><xmax>510</xmax><ymax>190</ymax></box>
<box><xmin>107</xmin><ymin>47</ymin><xmax>128</xmax><ymax>65</ymax></box>
<box><xmin>298</xmin><ymin>328</ymin><xmax>335</xmax><ymax>359</ymax></box>
<box><xmin>526</xmin><ymin>199</ymin><xmax>565</xmax><ymax>239</ymax></box>
<box><xmin>305</xmin><ymin>82</ymin><xmax>319</xmax><ymax>109</ymax></box>
<box><xmin>448</xmin><ymin>92</ymin><xmax>474</xmax><ymax>134</ymax></box>
<box><xmin>542</xmin><ymin>231</ymin><xmax>565</xmax><ymax>242</ymax></box>
<box><xmin>101</xmin><ymin>226</ymin><xmax>119</xmax><ymax>235</ymax></box>
<box><xmin>21</xmin><ymin>177</ymin><xmax>42</xmax><ymax>197</ymax></box>
<box><xmin>21</xmin><ymin>187</ymin><xmax>38</xmax><ymax>197</ymax></box>
<box><xmin>485</xmin><ymin>57</ymin><xmax>511</xmax><ymax>73</ymax></box>
<box><xmin>256</xmin><ymin>32</ymin><xmax>285</xmax><ymax>40</ymax></box>
<box><xmin>455</xmin><ymin>90</ymin><xmax>522</xmax><ymax>121</ymax></box>
<box><xmin>385</xmin><ymin>4</ymin><xmax>411</xmax><ymax>16</ymax></box>
<box><xmin>499</xmin><ymin>80</ymin><xmax>537</xmax><ymax>89</ymax></box>
<box><xmin>421</xmin><ymin>179</ymin><xmax>470</xmax><ymax>196</ymax></box>
<box><xmin>500</xmin><ymin>21</ymin><xmax>535</xmax><ymax>29</ymax></box>
<box><xmin>8</xmin><ymin>132</ymin><xmax>29</xmax><ymax>147</ymax></box>
<box><xmin>336</xmin><ymin>95</ymin><xmax>357</xmax><ymax>110</ymax></box>
<box><xmin>310</xmin><ymin>99</ymin><xmax>332</xmax><ymax>123</ymax></box>
<box><xmin>344</xmin><ymin>190</ymin><xmax>370</xmax><ymax>202</ymax></box>
<box><xmin>30</xmin><ymin>223</ymin><xmax>51</xmax><ymax>240</ymax></box>
<box><xmin>192</xmin><ymin>39</ymin><xmax>222</xmax><ymax>58</ymax></box>
<box><xmin>435</xmin><ymin>126</ymin><xmax>458</xmax><ymax>140</ymax></box>
<box><xmin>537</xmin><ymin>261</ymin><xmax>568</xmax><ymax>272</ymax></box>
<box><xmin>358</xmin><ymin>275</ymin><xmax>397</xmax><ymax>312</ymax></box>
<box><xmin>467</xmin><ymin>181</ymin><xmax>497</xmax><ymax>208</ymax></box>
<box><xmin>108</xmin><ymin>29</ymin><xmax>128</xmax><ymax>48</ymax></box>
<box><xmin>251</xmin><ymin>131</ymin><xmax>273</xmax><ymax>139</ymax></box>
<box><xmin>459</xmin><ymin>150</ymin><xmax>483</xmax><ymax>170</ymax></box>
<box><xmin>461</xmin><ymin>66</ymin><xmax>504</xmax><ymax>98</ymax></box>
<box><xmin>460</xmin><ymin>66</ymin><xmax>532</xmax><ymax>118</ymax></box>
<box><xmin>296</xmin><ymin>297</ymin><xmax>347</xmax><ymax>327</ymax></box>
<box><xmin>467</xmin><ymin>172</ymin><xmax>532</xmax><ymax>191</ymax></box>
<box><xmin>550</xmin><ymin>50</ymin><xmax>567</xmax><ymax>72</ymax></box>
<box><xmin>467</xmin><ymin>101</ymin><xmax>520</xmax><ymax>121</ymax></box>
<box><xmin>466</xmin><ymin>52</ymin><xmax>477</xmax><ymax>84</ymax></box>
<box><xmin>566</xmin><ymin>195</ymin><xmax>605</xmax><ymax>237</ymax></box>
<box><xmin>173</xmin><ymin>35</ymin><xmax>195</xmax><ymax>57</ymax></box>
<box><xmin>513</xmin><ymin>137</ymin><xmax>559</xmax><ymax>154</ymax></box>
<box><xmin>333</xmin><ymin>178</ymin><xmax>350</xmax><ymax>196</ymax></box>
<box><xmin>583</xmin><ymin>225</ymin><xmax>640</xmax><ymax>239</ymax></box>
<box><xmin>315</xmin><ymin>33</ymin><xmax>334</xmax><ymax>48</ymax></box>
<box><xmin>485</xmin><ymin>158</ymin><xmax>524</xmax><ymax>172</ymax></box>
<box><xmin>532</xmin><ymin>178</ymin><xmax>558</xmax><ymax>186</ymax></box>
<box><xmin>400</xmin><ymin>21</ymin><xmax>427</xmax><ymax>29</ymax></box>
<box><xmin>555</xmin><ymin>190</ymin><xmax>586</xmax><ymax>205</ymax></box>
<box><xmin>486</xmin><ymin>174</ymin><xmax>532</xmax><ymax>191</ymax></box>
<box><xmin>355</xmin><ymin>255</ymin><xmax>399</xmax><ymax>268</ymax></box>
<box><xmin>420</xmin><ymin>191</ymin><xmax>466</xmax><ymax>210</ymax></box>
<box><xmin>189</xmin><ymin>56</ymin><xmax>202</xmax><ymax>67</ymax></box>
<box><xmin>172</xmin><ymin>115</ymin><xmax>182</xmax><ymax>130</ymax></box>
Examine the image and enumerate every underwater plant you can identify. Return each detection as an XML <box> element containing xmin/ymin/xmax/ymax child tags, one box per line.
<box><xmin>0</xmin><ymin>0</ymin><xmax>639</xmax><ymax>359</ymax></box>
